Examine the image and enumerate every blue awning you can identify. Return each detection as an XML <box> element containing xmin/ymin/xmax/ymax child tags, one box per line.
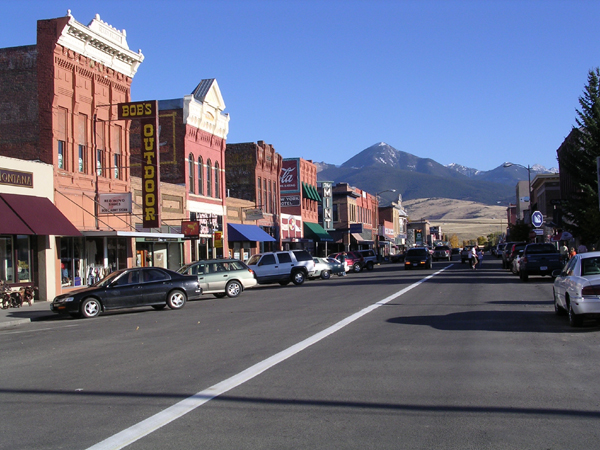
<box><xmin>227</xmin><ymin>223</ymin><xmax>276</xmax><ymax>242</ymax></box>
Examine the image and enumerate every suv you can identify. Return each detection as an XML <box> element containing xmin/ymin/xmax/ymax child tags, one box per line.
<box><xmin>433</xmin><ymin>245</ymin><xmax>451</xmax><ymax>261</ymax></box>
<box><xmin>357</xmin><ymin>249</ymin><xmax>377</xmax><ymax>270</ymax></box>
<box><xmin>329</xmin><ymin>251</ymin><xmax>365</xmax><ymax>273</ymax></box>
<box><xmin>246</xmin><ymin>250</ymin><xmax>315</xmax><ymax>286</ymax></box>
<box><xmin>461</xmin><ymin>246</ymin><xmax>474</xmax><ymax>264</ymax></box>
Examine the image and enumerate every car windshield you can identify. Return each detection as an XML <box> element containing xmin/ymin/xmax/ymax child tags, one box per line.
<box><xmin>96</xmin><ymin>270</ymin><xmax>124</xmax><ymax>287</ymax></box>
<box><xmin>407</xmin><ymin>249</ymin><xmax>428</xmax><ymax>256</ymax></box>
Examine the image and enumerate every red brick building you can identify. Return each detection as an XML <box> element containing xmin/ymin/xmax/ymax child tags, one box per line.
<box><xmin>132</xmin><ymin>79</ymin><xmax>230</xmax><ymax>261</ymax></box>
<box><xmin>225</xmin><ymin>141</ymin><xmax>282</xmax><ymax>257</ymax></box>
<box><xmin>280</xmin><ymin>158</ymin><xmax>331</xmax><ymax>254</ymax></box>
<box><xmin>0</xmin><ymin>12</ymin><xmax>146</xmax><ymax>298</ymax></box>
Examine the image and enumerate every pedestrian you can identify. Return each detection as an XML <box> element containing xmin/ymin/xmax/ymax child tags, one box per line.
<box><xmin>477</xmin><ymin>247</ymin><xmax>484</xmax><ymax>268</ymax></box>
<box><xmin>559</xmin><ymin>242</ymin><xmax>568</xmax><ymax>264</ymax></box>
<box><xmin>338</xmin><ymin>252</ymin><xmax>348</xmax><ymax>276</ymax></box>
<box><xmin>469</xmin><ymin>246</ymin><xmax>478</xmax><ymax>270</ymax></box>
<box><xmin>569</xmin><ymin>247</ymin><xmax>577</xmax><ymax>260</ymax></box>
<box><xmin>578</xmin><ymin>243</ymin><xmax>588</xmax><ymax>253</ymax></box>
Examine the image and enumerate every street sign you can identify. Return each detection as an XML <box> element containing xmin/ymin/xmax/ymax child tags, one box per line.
<box><xmin>532</xmin><ymin>211</ymin><xmax>544</xmax><ymax>228</ymax></box>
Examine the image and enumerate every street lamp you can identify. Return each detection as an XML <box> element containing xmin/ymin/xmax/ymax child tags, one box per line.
<box><xmin>503</xmin><ymin>162</ymin><xmax>532</xmax><ymax>218</ymax></box>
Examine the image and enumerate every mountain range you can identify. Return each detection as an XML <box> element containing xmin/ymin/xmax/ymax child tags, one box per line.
<box><xmin>316</xmin><ymin>142</ymin><xmax>558</xmax><ymax>206</ymax></box>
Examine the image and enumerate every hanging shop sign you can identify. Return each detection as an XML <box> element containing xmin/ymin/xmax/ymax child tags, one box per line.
<box><xmin>99</xmin><ymin>193</ymin><xmax>132</xmax><ymax>214</ymax></box>
<box><xmin>118</xmin><ymin>100</ymin><xmax>160</xmax><ymax>228</ymax></box>
<box><xmin>181</xmin><ymin>220</ymin><xmax>200</xmax><ymax>239</ymax></box>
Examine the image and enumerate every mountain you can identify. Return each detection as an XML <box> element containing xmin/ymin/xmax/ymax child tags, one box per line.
<box><xmin>315</xmin><ymin>142</ymin><xmax>545</xmax><ymax>206</ymax></box>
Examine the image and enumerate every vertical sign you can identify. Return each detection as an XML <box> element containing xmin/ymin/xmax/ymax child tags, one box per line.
<box><xmin>321</xmin><ymin>181</ymin><xmax>333</xmax><ymax>231</ymax></box>
<box><xmin>118</xmin><ymin>100</ymin><xmax>160</xmax><ymax>228</ymax></box>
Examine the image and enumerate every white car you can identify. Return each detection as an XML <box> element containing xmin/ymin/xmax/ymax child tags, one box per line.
<box><xmin>553</xmin><ymin>252</ymin><xmax>600</xmax><ymax>327</ymax></box>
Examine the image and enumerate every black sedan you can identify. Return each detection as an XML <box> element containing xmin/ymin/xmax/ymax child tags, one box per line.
<box><xmin>51</xmin><ymin>267</ymin><xmax>202</xmax><ymax>318</ymax></box>
<box><xmin>404</xmin><ymin>247</ymin><xmax>433</xmax><ymax>270</ymax></box>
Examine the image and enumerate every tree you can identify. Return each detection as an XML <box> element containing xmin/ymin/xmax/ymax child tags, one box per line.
<box><xmin>507</xmin><ymin>221</ymin><xmax>531</xmax><ymax>242</ymax></box>
<box><xmin>560</xmin><ymin>68</ymin><xmax>600</xmax><ymax>246</ymax></box>
<box><xmin>449</xmin><ymin>234</ymin><xmax>459</xmax><ymax>249</ymax></box>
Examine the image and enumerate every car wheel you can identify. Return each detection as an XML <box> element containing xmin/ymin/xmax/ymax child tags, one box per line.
<box><xmin>226</xmin><ymin>280</ymin><xmax>242</xmax><ymax>298</ymax></box>
<box><xmin>152</xmin><ymin>304</ymin><xmax>166</xmax><ymax>310</ymax></box>
<box><xmin>568</xmin><ymin>302</ymin><xmax>583</xmax><ymax>327</ymax></box>
<box><xmin>366</xmin><ymin>261</ymin><xmax>374</xmax><ymax>270</ymax></box>
<box><xmin>81</xmin><ymin>298</ymin><xmax>101</xmax><ymax>318</ymax></box>
<box><xmin>320</xmin><ymin>270</ymin><xmax>331</xmax><ymax>280</ymax></box>
<box><xmin>167</xmin><ymin>290</ymin><xmax>186</xmax><ymax>310</ymax></box>
<box><xmin>352</xmin><ymin>263</ymin><xmax>362</xmax><ymax>273</ymax></box>
<box><xmin>213</xmin><ymin>293</ymin><xmax>227</xmax><ymax>298</ymax></box>
<box><xmin>291</xmin><ymin>270</ymin><xmax>305</xmax><ymax>286</ymax></box>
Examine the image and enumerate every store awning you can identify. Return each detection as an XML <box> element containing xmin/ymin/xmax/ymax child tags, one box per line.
<box><xmin>0</xmin><ymin>197</ymin><xmax>33</xmax><ymax>235</ymax></box>
<box><xmin>227</xmin><ymin>223</ymin><xmax>276</xmax><ymax>242</ymax></box>
<box><xmin>304</xmin><ymin>222</ymin><xmax>333</xmax><ymax>242</ymax></box>
<box><xmin>0</xmin><ymin>193</ymin><xmax>81</xmax><ymax>236</ymax></box>
<box><xmin>302</xmin><ymin>182</ymin><xmax>321</xmax><ymax>202</ymax></box>
<box><xmin>351</xmin><ymin>233</ymin><xmax>374</xmax><ymax>244</ymax></box>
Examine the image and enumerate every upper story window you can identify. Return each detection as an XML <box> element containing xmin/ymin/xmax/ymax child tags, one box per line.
<box><xmin>214</xmin><ymin>162</ymin><xmax>220</xmax><ymax>199</ymax></box>
<box><xmin>77</xmin><ymin>114</ymin><xmax>88</xmax><ymax>173</ymax></box>
<box><xmin>57</xmin><ymin>107</ymin><xmax>68</xmax><ymax>170</ymax></box>
<box><xmin>206</xmin><ymin>159</ymin><xmax>212</xmax><ymax>197</ymax></box>
<box><xmin>189</xmin><ymin>154</ymin><xmax>195</xmax><ymax>194</ymax></box>
<box><xmin>198</xmin><ymin>157</ymin><xmax>204</xmax><ymax>195</ymax></box>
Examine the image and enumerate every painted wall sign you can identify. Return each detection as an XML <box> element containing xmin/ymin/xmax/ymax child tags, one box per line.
<box><xmin>0</xmin><ymin>168</ymin><xmax>33</xmax><ymax>188</ymax></box>
<box><xmin>280</xmin><ymin>159</ymin><xmax>299</xmax><ymax>192</ymax></box>
<box><xmin>117</xmin><ymin>101</ymin><xmax>157</xmax><ymax>120</ymax></box>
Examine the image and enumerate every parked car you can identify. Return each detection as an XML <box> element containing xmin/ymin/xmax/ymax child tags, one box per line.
<box><xmin>357</xmin><ymin>249</ymin><xmax>377</xmax><ymax>270</ymax></box>
<box><xmin>519</xmin><ymin>243</ymin><xmax>562</xmax><ymax>281</ymax></box>
<box><xmin>506</xmin><ymin>242</ymin><xmax>527</xmax><ymax>272</ymax></box>
<box><xmin>502</xmin><ymin>242</ymin><xmax>523</xmax><ymax>269</ymax></box>
<box><xmin>50</xmin><ymin>267</ymin><xmax>202</xmax><ymax>318</ymax></box>
<box><xmin>433</xmin><ymin>245</ymin><xmax>451</xmax><ymax>261</ymax></box>
<box><xmin>461</xmin><ymin>246</ymin><xmax>474</xmax><ymax>264</ymax></box>
<box><xmin>495</xmin><ymin>243</ymin><xmax>506</xmax><ymax>258</ymax></box>
<box><xmin>177</xmin><ymin>259</ymin><xmax>257</xmax><ymax>298</ymax></box>
<box><xmin>246</xmin><ymin>250</ymin><xmax>315</xmax><ymax>286</ymax></box>
<box><xmin>404</xmin><ymin>247</ymin><xmax>433</xmax><ymax>270</ymax></box>
<box><xmin>553</xmin><ymin>252</ymin><xmax>600</xmax><ymax>326</ymax></box>
<box><xmin>309</xmin><ymin>257</ymin><xmax>345</xmax><ymax>279</ymax></box>
<box><xmin>329</xmin><ymin>251</ymin><xmax>365</xmax><ymax>273</ymax></box>
<box><xmin>391</xmin><ymin>252</ymin><xmax>405</xmax><ymax>263</ymax></box>
<box><xmin>510</xmin><ymin>247</ymin><xmax>525</xmax><ymax>274</ymax></box>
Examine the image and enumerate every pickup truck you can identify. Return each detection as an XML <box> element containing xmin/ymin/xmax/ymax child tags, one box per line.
<box><xmin>518</xmin><ymin>243</ymin><xmax>563</xmax><ymax>282</ymax></box>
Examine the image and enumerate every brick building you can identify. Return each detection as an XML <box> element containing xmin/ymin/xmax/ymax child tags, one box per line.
<box><xmin>0</xmin><ymin>12</ymin><xmax>147</xmax><ymax>298</ymax></box>
<box><xmin>131</xmin><ymin>79</ymin><xmax>230</xmax><ymax>261</ymax></box>
<box><xmin>225</xmin><ymin>141</ymin><xmax>282</xmax><ymax>257</ymax></box>
<box><xmin>280</xmin><ymin>158</ymin><xmax>331</xmax><ymax>254</ymax></box>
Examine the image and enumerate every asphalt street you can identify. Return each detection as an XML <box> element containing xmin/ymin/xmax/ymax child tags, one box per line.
<box><xmin>1</xmin><ymin>256</ymin><xmax>599</xmax><ymax>450</ymax></box>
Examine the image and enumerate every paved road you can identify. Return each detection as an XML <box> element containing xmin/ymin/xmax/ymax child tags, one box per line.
<box><xmin>1</xmin><ymin>257</ymin><xmax>599</xmax><ymax>449</ymax></box>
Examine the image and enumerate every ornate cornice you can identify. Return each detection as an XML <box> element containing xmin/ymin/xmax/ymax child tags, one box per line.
<box><xmin>56</xmin><ymin>11</ymin><xmax>144</xmax><ymax>78</ymax></box>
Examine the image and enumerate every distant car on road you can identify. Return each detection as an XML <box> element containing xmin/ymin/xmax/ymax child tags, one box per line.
<box><xmin>357</xmin><ymin>249</ymin><xmax>377</xmax><ymax>270</ymax></box>
<box><xmin>404</xmin><ymin>247</ymin><xmax>433</xmax><ymax>270</ymax></box>
<box><xmin>553</xmin><ymin>252</ymin><xmax>600</xmax><ymax>326</ymax></box>
<box><xmin>433</xmin><ymin>245</ymin><xmax>451</xmax><ymax>261</ymax></box>
<box><xmin>309</xmin><ymin>257</ymin><xmax>345</xmax><ymax>279</ymax></box>
<box><xmin>50</xmin><ymin>267</ymin><xmax>202</xmax><ymax>318</ymax></box>
<box><xmin>329</xmin><ymin>251</ymin><xmax>365</xmax><ymax>273</ymax></box>
<box><xmin>177</xmin><ymin>259</ymin><xmax>257</xmax><ymax>298</ymax></box>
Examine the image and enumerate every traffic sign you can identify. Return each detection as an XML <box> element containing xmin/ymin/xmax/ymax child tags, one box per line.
<box><xmin>532</xmin><ymin>211</ymin><xmax>544</xmax><ymax>228</ymax></box>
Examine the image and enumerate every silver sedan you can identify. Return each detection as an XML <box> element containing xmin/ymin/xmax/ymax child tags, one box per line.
<box><xmin>553</xmin><ymin>252</ymin><xmax>600</xmax><ymax>327</ymax></box>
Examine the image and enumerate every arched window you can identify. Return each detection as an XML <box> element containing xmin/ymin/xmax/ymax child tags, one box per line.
<box><xmin>214</xmin><ymin>162</ymin><xmax>220</xmax><ymax>199</ymax></box>
<box><xmin>206</xmin><ymin>159</ymin><xmax>212</xmax><ymax>197</ymax></box>
<box><xmin>188</xmin><ymin>154</ymin><xmax>195</xmax><ymax>194</ymax></box>
<box><xmin>197</xmin><ymin>156</ymin><xmax>204</xmax><ymax>195</ymax></box>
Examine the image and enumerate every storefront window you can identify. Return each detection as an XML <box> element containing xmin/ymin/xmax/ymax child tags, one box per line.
<box><xmin>60</xmin><ymin>237</ymin><xmax>85</xmax><ymax>287</ymax></box>
<box><xmin>0</xmin><ymin>236</ymin><xmax>14</xmax><ymax>283</ymax></box>
<box><xmin>16</xmin><ymin>235</ymin><xmax>31</xmax><ymax>283</ymax></box>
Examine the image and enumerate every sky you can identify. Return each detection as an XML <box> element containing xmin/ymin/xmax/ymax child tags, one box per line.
<box><xmin>2</xmin><ymin>0</ymin><xmax>598</xmax><ymax>172</ymax></box>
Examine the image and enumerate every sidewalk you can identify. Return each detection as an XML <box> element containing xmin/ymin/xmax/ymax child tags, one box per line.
<box><xmin>0</xmin><ymin>300</ymin><xmax>56</xmax><ymax>328</ymax></box>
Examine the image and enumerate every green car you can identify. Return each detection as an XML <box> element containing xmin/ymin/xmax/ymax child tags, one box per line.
<box><xmin>178</xmin><ymin>259</ymin><xmax>258</xmax><ymax>298</ymax></box>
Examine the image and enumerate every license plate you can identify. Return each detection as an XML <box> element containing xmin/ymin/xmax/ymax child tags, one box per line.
<box><xmin>540</xmin><ymin>266</ymin><xmax>547</xmax><ymax>271</ymax></box>
<box><xmin>413</xmin><ymin>263</ymin><xmax>418</xmax><ymax>266</ymax></box>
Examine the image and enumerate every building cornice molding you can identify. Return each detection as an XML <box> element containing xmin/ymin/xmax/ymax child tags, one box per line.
<box><xmin>56</xmin><ymin>11</ymin><xmax>144</xmax><ymax>78</ymax></box>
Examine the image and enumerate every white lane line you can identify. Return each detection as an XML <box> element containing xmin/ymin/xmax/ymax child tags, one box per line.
<box><xmin>88</xmin><ymin>266</ymin><xmax>448</xmax><ymax>450</ymax></box>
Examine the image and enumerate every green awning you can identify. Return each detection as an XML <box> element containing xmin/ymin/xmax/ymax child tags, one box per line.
<box><xmin>310</xmin><ymin>184</ymin><xmax>321</xmax><ymax>201</ymax></box>
<box><xmin>302</xmin><ymin>182</ymin><xmax>321</xmax><ymax>202</ymax></box>
<box><xmin>304</xmin><ymin>221</ymin><xmax>333</xmax><ymax>242</ymax></box>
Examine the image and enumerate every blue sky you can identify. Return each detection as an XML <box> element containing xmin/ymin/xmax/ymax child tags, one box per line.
<box><xmin>2</xmin><ymin>0</ymin><xmax>598</xmax><ymax>171</ymax></box>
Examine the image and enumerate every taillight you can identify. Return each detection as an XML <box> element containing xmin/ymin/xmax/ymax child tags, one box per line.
<box><xmin>520</xmin><ymin>257</ymin><xmax>527</xmax><ymax>264</ymax></box>
<box><xmin>582</xmin><ymin>285</ymin><xmax>600</xmax><ymax>296</ymax></box>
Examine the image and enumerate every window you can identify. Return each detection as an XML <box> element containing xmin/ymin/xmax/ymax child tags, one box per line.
<box><xmin>214</xmin><ymin>162</ymin><xmax>220</xmax><ymax>199</ymax></box>
<box><xmin>113</xmin><ymin>125</ymin><xmax>122</xmax><ymax>180</ymax></box>
<box><xmin>189</xmin><ymin>154</ymin><xmax>195</xmax><ymax>194</ymax></box>
<box><xmin>58</xmin><ymin>140</ymin><xmax>66</xmax><ymax>169</ymax></box>
<box><xmin>197</xmin><ymin>157</ymin><xmax>203</xmax><ymax>195</ymax></box>
<box><xmin>258</xmin><ymin>177</ymin><xmax>262</xmax><ymax>207</ymax></box>
<box><xmin>258</xmin><ymin>254</ymin><xmax>276</xmax><ymax>266</ymax></box>
<box><xmin>96</xmin><ymin>122</ymin><xmax>105</xmax><ymax>177</ymax></box>
<box><xmin>264</xmin><ymin>179</ymin><xmax>267</xmax><ymax>213</ymax></box>
<box><xmin>114</xmin><ymin>154</ymin><xmax>121</xmax><ymax>180</ymax></box>
<box><xmin>0</xmin><ymin>237</ymin><xmax>14</xmax><ymax>282</ymax></box>
<box><xmin>16</xmin><ymin>235</ymin><xmax>31</xmax><ymax>283</ymax></box>
<box><xmin>78</xmin><ymin>114</ymin><xmax>88</xmax><ymax>173</ymax></box>
<box><xmin>57</xmin><ymin>107</ymin><xmax>68</xmax><ymax>170</ymax></box>
<box><xmin>96</xmin><ymin>149</ymin><xmax>104</xmax><ymax>177</ymax></box>
<box><xmin>276</xmin><ymin>252</ymin><xmax>292</xmax><ymax>263</ymax></box>
<box><xmin>206</xmin><ymin>159</ymin><xmax>212</xmax><ymax>197</ymax></box>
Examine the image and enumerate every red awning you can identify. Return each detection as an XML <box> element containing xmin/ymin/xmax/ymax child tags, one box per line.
<box><xmin>0</xmin><ymin>196</ymin><xmax>34</xmax><ymax>235</ymax></box>
<box><xmin>0</xmin><ymin>193</ymin><xmax>81</xmax><ymax>236</ymax></box>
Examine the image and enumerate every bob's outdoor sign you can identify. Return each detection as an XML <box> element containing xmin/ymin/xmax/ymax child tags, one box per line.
<box><xmin>117</xmin><ymin>101</ymin><xmax>160</xmax><ymax>228</ymax></box>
